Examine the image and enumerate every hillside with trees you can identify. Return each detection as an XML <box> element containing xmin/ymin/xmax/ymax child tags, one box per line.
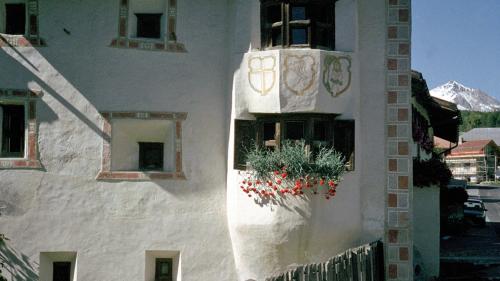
<box><xmin>459</xmin><ymin>111</ymin><xmax>500</xmax><ymax>132</ymax></box>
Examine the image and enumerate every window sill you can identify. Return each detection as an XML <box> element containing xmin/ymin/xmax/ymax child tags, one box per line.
<box><xmin>96</xmin><ymin>171</ymin><xmax>186</xmax><ymax>181</ymax></box>
<box><xmin>0</xmin><ymin>159</ymin><xmax>42</xmax><ymax>169</ymax></box>
<box><xmin>109</xmin><ymin>38</ymin><xmax>186</xmax><ymax>53</ymax></box>
<box><xmin>0</xmin><ymin>34</ymin><xmax>46</xmax><ymax>47</ymax></box>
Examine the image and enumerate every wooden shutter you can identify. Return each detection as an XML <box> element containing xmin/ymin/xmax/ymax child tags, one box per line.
<box><xmin>234</xmin><ymin>120</ymin><xmax>256</xmax><ymax>170</ymax></box>
<box><xmin>334</xmin><ymin>120</ymin><xmax>355</xmax><ymax>171</ymax></box>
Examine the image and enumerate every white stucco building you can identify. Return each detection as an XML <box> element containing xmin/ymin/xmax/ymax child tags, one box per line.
<box><xmin>0</xmin><ymin>0</ymin><xmax>415</xmax><ymax>280</ymax></box>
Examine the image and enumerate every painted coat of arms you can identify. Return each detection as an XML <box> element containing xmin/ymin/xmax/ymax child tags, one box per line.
<box><xmin>322</xmin><ymin>55</ymin><xmax>352</xmax><ymax>97</ymax></box>
<box><xmin>283</xmin><ymin>55</ymin><xmax>317</xmax><ymax>96</ymax></box>
<box><xmin>248</xmin><ymin>55</ymin><xmax>276</xmax><ymax>96</ymax></box>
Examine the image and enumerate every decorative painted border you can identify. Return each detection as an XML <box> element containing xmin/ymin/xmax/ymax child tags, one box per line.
<box><xmin>0</xmin><ymin>0</ymin><xmax>46</xmax><ymax>47</ymax></box>
<box><xmin>96</xmin><ymin>111</ymin><xmax>187</xmax><ymax>181</ymax></box>
<box><xmin>0</xmin><ymin>89</ymin><xmax>43</xmax><ymax>169</ymax></box>
<box><xmin>385</xmin><ymin>0</ymin><xmax>413</xmax><ymax>280</ymax></box>
<box><xmin>109</xmin><ymin>0</ymin><xmax>186</xmax><ymax>52</ymax></box>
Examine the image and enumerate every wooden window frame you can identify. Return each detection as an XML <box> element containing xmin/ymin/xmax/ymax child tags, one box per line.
<box><xmin>97</xmin><ymin>111</ymin><xmax>187</xmax><ymax>181</ymax></box>
<box><xmin>260</xmin><ymin>0</ymin><xmax>336</xmax><ymax>50</ymax></box>
<box><xmin>0</xmin><ymin>89</ymin><xmax>42</xmax><ymax>169</ymax></box>
<box><xmin>234</xmin><ymin>114</ymin><xmax>354</xmax><ymax>170</ymax></box>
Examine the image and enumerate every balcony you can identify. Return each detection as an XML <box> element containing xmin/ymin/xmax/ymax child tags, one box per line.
<box><xmin>234</xmin><ymin>49</ymin><xmax>355</xmax><ymax>116</ymax></box>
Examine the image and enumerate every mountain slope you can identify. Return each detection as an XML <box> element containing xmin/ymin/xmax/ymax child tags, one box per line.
<box><xmin>430</xmin><ymin>81</ymin><xmax>500</xmax><ymax>112</ymax></box>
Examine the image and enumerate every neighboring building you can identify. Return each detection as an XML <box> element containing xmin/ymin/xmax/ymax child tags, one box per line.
<box><xmin>461</xmin><ymin>128</ymin><xmax>500</xmax><ymax>146</ymax></box>
<box><xmin>411</xmin><ymin>71</ymin><xmax>460</xmax><ymax>279</ymax></box>
<box><xmin>0</xmin><ymin>1</ymin><xmax>414</xmax><ymax>281</ymax></box>
<box><xmin>446</xmin><ymin>140</ymin><xmax>499</xmax><ymax>182</ymax></box>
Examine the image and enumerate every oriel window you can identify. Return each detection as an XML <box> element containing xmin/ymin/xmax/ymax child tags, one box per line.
<box><xmin>260</xmin><ymin>0</ymin><xmax>335</xmax><ymax>49</ymax></box>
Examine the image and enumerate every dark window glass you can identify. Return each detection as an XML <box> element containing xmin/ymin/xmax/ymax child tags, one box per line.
<box><xmin>291</xmin><ymin>6</ymin><xmax>307</xmax><ymax>20</ymax></box>
<box><xmin>334</xmin><ymin>120</ymin><xmax>355</xmax><ymax>171</ymax></box>
<box><xmin>53</xmin><ymin>262</ymin><xmax>71</xmax><ymax>281</ymax></box>
<box><xmin>5</xmin><ymin>4</ymin><xmax>26</xmax><ymax>35</ymax></box>
<box><xmin>1</xmin><ymin>104</ymin><xmax>25</xmax><ymax>158</ymax></box>
<box><xmin>139</xmin><ymin>142</ymin><xmax>164</xmax><ymax>171</ymax></box>
<box><xmin>291</xmin><ymin>28</ymin><xmax>308</xmax><ymax>45</ymax></box>
<box><xmin>271</xmin><ymin>28</ymin><xmax>282</xmax><ymax>46</ymax></box>
<box><xmin>155</xmin><ymin>258</ymin><xmax>173</xmax><ymax>281</ymax></box>
<box><xmin>266</xmin><ymin>4</ymin><xmax>282</xmax><ymax>23</ymax></box>
<box><xmin>262</xmin><ymin>122</ymin><xmax>279</xmax><ymax>148</ymax></box>
<box><xmin>285</xmin><ymin>121</ymin><xmax>305</xmax><ymax>140</ymax></box>
<box><xmin>136</xmin><ymin>13</ymin><xmax>162</xmax><ymax>39</ymax></box>
<box><xmin>234</xmin><ymin>120</ymin><xmax>256</xmax><ymax>169</ymax></box>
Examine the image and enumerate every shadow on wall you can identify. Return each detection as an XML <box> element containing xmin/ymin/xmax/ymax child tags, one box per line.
<box><xmin>0</xmin><ymin>39</ymin><xmax>103</xmax><ymax>137</ymax></box>
<box><xmin>0</xmin><ymin>240</ymin><xmax>38</xmax><ymax>281</ymax></box>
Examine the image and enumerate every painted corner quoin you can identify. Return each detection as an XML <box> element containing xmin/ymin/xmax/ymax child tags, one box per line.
<box><xmin>386</xmin><ymin>0</ymin><xmax>412</xmax><ymax>280</ymax></box>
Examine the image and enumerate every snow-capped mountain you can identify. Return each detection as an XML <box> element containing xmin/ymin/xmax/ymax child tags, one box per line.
<box><xmin>430</xmin><ymin>81</ymin><xmax>500</xmax><ymax>112</ymax></box>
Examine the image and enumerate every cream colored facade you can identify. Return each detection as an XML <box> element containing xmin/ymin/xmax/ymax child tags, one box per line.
<box><xmin>0</xmin><ymin>0</ymin><xmax>415</xmax><ymax>280</ymax></box>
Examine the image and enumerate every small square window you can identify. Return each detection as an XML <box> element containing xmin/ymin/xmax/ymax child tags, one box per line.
<box><xmin>1</xmin><ymin>104</ymin><xmax>25</xmax><ymax>158</ymax></box>
<box><xmin>5</xmin><ymin>4</ymin><xmax>26</xmax><ymax>35</ymax></box>
<box><xmin>290</xmin><ymin>27</ymin><xmax>308</xmax><ymax>45</ymax></box>
<box><xmin>53</xmin><ymin>262</ymin><xmax>71</xmax><ymax>281</ymax></box>
<box><xmin>135</xmin><ymin>13</ymin><xmax>162</xmax><ymax>39</ymax></box>
<box><xmin>139</xmin><ymin>142</ymin><xmax>164</xmax><ymax>171</ymax></box>
<box><xmin>155</xmin><ymin>258</ymin><xmax>173</xmax><ymax>281</ymax></box>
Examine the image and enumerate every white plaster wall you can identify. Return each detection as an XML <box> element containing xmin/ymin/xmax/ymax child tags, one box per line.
<box><xmin>0</xmin><ymin>0</ymin><xmax>237</xmax><ymax>281</ymax></box>
<box><xmin>413</xmin><ymin>187</ymin><xmax>440</xmax><ymax>279</ymax></box>
<box><xmin>226</xmin><ymin>0</ymin><xmax>386</xmax><ymax>280</ymax></box>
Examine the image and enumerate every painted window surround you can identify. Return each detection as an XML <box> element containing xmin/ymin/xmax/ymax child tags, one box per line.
<box><xmin>97</xmin><ymin>111</ymin><xmax>187</xmax><ymax>181</ymax></box>
<box><xmin>0</xmin><ymin>0</ymin><xmax>45</xmax><ymax>47</ymax></box>
<box><xmin>0</xmin><ymin>88</ymin><xmax>42</xmax><ymax>169</ymax></box>
<box><xmin>109</xmin><ymin>0</ymin><xmax>186</xmax><ymax>52</ymax></box>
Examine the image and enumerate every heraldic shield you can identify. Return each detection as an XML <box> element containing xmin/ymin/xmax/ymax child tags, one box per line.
<box><xmin>248</xmin><ymin>55</ymin><xmax>277</xmax><ymax>96</ymax></box>
<box><xmin>283</xmin><ymin>54</ymin><xmax>317</xmax><ymax>96</ymax></box>
<box><xmin>322</xmin><ymin>55</ymin><xmax>352</xmax><ymax>97</ymax></box>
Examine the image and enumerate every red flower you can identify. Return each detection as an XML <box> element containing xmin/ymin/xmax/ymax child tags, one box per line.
<box><xmin>276</xmin><ymin>179</ymin><xmax>282</xmax><ymax>185</ymax></box>
<box><xmin>281</xmin><ymin>172</ymin><xmax>288</xmax><ymax>179</ymax></box>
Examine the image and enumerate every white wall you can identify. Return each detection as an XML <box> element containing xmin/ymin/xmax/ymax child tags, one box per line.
<box><xmin>0</xmin><ymin>0</ymin><xmax>237</xmax><ymax>280</ymax></box>
<box><xmin>413</xmin><ymin>187</ymin><xmax>440</xmax><ymax>279</ymax></box>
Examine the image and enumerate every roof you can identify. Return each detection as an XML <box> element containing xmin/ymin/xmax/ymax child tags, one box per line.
<box><xmin>461</xmin><ymin>128</ymin><xmax>500</xmax><ymax>146</ymax></box>
<box><xmin>449</xmin><ymin>139</ymin><xmax>497</xmax><ymax>157</ymax></box>
<box><xmin>411</xmin><ymin>70</ymin><xmax>461</xmax><ymax>143</ymax></box>
<box><xmin>434</xmin><ymin>136</ymin><xmax>455</xmax><ymax>149</ymax></box>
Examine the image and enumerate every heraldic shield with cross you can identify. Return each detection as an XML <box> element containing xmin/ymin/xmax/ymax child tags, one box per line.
<box><xmin>248</xmin><ymin>55</ymin><xmax>277</xmax><ymax>96</ymax></box>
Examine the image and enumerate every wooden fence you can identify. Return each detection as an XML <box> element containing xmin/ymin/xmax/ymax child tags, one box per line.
<box><xmin>265</xmin><ymin>240</ymin><xmax>384</xmax><ymax>281</ymax></box>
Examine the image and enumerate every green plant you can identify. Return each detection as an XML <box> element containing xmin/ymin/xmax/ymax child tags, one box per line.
<box><xmin>413</xmin><ymin>156</ymin><xmax>452</xmax><ymax>188</ymax></box>
<box><xmin>241</xmin><ymin>140</ymin><xmax>347</xmax><ymax>200</ymax></box>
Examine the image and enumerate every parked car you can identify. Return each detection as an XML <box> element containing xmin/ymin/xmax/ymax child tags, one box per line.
<box><xmin>463</xmin><ymin>199</ymin><xmax>487</xmax><ymax>226</ymax></box>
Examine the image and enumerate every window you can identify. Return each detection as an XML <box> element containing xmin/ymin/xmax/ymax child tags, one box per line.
<box><xmin>97</xmin><ymin>112</ymin><xmax>186</xmax><ymax>181</ymax></box>
<box><xmin>0</xmin><ymin>89</ymin><xmax>41</xmax><ymax>169</ymax></box>
<box><xmin>53</xmin><ymin>262</ymin><xmax>71</xmax><ymax>281</ymax></box>
<box><xmin>5</xmin><ymin>3</ymin><xmax>26</xmax><ymax>35</ymax></box>
<box><xmin>139</xmin><ymin>142</ymin><xmax>164</xmax><ymax>170</ymax></box>
<box><xmin>155</xmin><ymin>258</ymin><xmax>173</xmax><ymax>281</ymax></box>
<box><xmin>0</xmin><ymin>104</ymin><xmax>25</xmax><ymax>158</ymax></box>
<box><xmin>135</xmin><ymin>13</ymin><xmax>162</xmax><ymax>39</ymax></box>
<box><xmin>234</xmin><ymin>114</ymin><xmax>354</xmax><ymax>170</ymax></box>
<box><xmin>260</xmin><ymin>0</ymin><xmax>335</xmax><ymax>49</ymax></box>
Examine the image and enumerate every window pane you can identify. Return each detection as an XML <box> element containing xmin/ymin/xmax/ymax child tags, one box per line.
<box><xmin>291</xmin><ymin>6</ymin><xmax>307</xmax><ymax>21</ymax></box>
<box><xmin>139</xmin><ymin>142</ymin><xmax>164</xmax><ymax>171</ymax></box>
<box><xmin>291</xmin><ymin>28</ymin><xmax>308</xmax><ymax>45</ymax></box>
<box><xmin>136</xmin><ymin>13</ymin><xmax>162</xmax><ymax>39</ymax></box>
<box><xmin>272</xmin><ymin>27</ymin><xmax>282</xmax><ymax>46</ymax></box>
<box><xmin>234</xmin><ymin>120</ymin><xmax>256</xmax><ymax>169</ymax></box>
<box><xmin>334</xmin><ymin>120</ymin><xmax>355</xmax><ymax>171</ymax></box>
<box><xmin>266</xmin><ymin>4</ymin><xmax>282</xmax><ymax>24</ymax></box>
<box><xmin>285</xmin><ymin>121</ymin><xmax>305</xmax><ymax>140</ymax></box>
<box><xmin>5</xmin><ymin>4</ymin><xmax>26</xmax><ymax>35</ymax></box>
<box><xmin>313</xmin><ymin>120</ymin><xmax>328</xmax><ymax>141</ymax></box>
<box><xmin>53</xmin><ymin>262</ymin><xmax>71</xmax><ymax>281</ymax></box>
<box><xmin>1</xmin><ymin>104</ymin><xmax>25</xmax><ymax>158</ymax></box>
<box><xmin>155</xmin><ymin>258</ymin><xmax>173</xmax><ymax>281</ymax></box>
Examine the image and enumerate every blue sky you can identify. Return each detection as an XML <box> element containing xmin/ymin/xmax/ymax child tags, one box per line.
<box><xmin>412</xmin><ymin>0</ymin><xmax>500</xmax><ymax>99</ymax></box>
